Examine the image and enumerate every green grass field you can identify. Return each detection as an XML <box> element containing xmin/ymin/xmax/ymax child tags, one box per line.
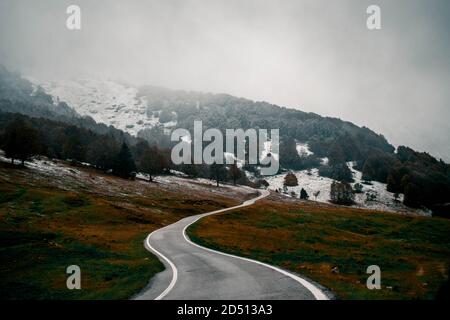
<box><xmin>0</xmin><ymin>184</ymin><xmax>167</xmax><ymax>299</ymax></box>
<box><xmin>188</xmin><ymin>195</ymin><xmax>450</xmax><ymax>300</ymax></box>
<box><xmin>0</xmin><ymin>162</ymin><xmax>243</xmax><ymax>299</ymax></box>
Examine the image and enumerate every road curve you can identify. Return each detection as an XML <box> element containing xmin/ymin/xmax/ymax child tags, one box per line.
<box><xmin>134</xmin><ymin>189</ymin><xmax>329</xmax><ymax>300</ymax></box>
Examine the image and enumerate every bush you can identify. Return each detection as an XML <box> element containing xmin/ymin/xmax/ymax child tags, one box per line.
<box><xmin>330</xmin><ymin>181</ymin><xmax>355</xmax><ymax>205</ymax></box>
<box><xmin>283</xmin><ymin>172</ymin><xmax>298</xmax><ymax>187</ymax></box>
<box><xmin>353</xmin><ymin>183</ymin><xmax>363</xmax><ymax>193</ymax></box>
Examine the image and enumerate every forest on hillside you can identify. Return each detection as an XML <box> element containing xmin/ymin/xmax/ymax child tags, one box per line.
<box><xmin>1</xmin><ymin>66</ymin><xmax>449</xmax><ymax>215</ymax></box>
<box><xmin>139</xmin><ymin>86</ymin><xmax>450</xmax><ymax>213</ymax></box>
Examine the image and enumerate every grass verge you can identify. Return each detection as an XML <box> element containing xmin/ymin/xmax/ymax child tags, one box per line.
<box><xmin>187</xmin><ymin>196</ymin><xmax>450</xmax><ymax>299</ymax></box>
<box><xmin>0</xmin><ymin>164</ymin><xmax>242</xmax><ymax>299</ymax></box>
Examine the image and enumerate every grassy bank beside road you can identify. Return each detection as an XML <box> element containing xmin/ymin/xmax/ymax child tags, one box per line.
<box><xmin>0</xmin><ymin>160</ymin><xmax>247</xmax><ymax>299</ymax></box>
<box><xmin>188</xmin><ymin>194</ymin><xmax>450</xmax><ymax>299</ymax></box>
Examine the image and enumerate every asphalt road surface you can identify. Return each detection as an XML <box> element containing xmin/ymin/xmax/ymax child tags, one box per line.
<box><xmin>134</xmin><ymin>189</ymin><xmax>329</xmax><ymax>300</ymax></box>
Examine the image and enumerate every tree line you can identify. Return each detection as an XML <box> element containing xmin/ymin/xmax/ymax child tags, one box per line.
<box><xmin>0</xmin><ymin>113</ymin><xmax>169</xmax><ymax>178</ymax></box>
<box><xmin>0</xmin><ymin>112</ymin><xmax>248</xmax><ymax>186</ymax></box>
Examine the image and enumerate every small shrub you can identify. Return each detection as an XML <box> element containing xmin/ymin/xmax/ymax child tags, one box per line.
<box><xmin>284</xmin><ymin>172</ymin><xmax>298</xmax><ymax>187</ymax></box>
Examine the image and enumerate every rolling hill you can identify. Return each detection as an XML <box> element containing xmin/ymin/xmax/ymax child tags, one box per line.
<box><xmin>1</xmin><ymin>65</ymin><xmax>449</xmax><ymax>215</ymax></box>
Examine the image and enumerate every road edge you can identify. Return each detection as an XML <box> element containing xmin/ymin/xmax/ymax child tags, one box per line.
<box><xmin>140</xmin><ymin>189</ymin><xmax>333</xmax><ymax>300</ymax></box>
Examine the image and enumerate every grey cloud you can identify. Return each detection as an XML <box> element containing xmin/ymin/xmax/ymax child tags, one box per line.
<box><xmin>0</xmin><ymin>0</ymin><xmax>449</xmax><ymax>160</ymax></box>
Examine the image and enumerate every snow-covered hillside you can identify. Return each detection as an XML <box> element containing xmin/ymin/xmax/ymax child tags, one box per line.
<box><xmin>0</xmin><ymin>150</ymin><xmax>253</xmax><ymax>199</ymax></box>
<box><xmin>37</xmin><ymin>79</ymin><xmax>176</xmax><ymax>136</ymax></box>
<box><xmin>26</xmin><ymin>79</ymin><xmax>431</xmax><ymax>216</ymax></box>
<box><xmin>265</xmin><ymin>144</ymin><xmax>431</xmax><ymax>216</ymax></box>
<box><xmin>265</xmin><ymin>166</ymin><xmax>431</xmax><ymax>216</ymax></box>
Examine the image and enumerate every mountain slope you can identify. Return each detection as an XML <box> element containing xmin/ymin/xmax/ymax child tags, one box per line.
<box><xmin>40</xmin><ymin>79</ymin><xmax>160</xmax><ymax>136</ymax></box>
<box><xmin>0</xmin><ymin>67</ymin><xmax>137</xmax><ymax>145</ymax></box>
<box><xmin>35</xmin><ymin>77</ymin><xmax>394</xmax><ymax>162</ymax></box>
<box><xmin>1</xmin><ymin>66</ymin><xmax>448</xmax><ymax>214</ymax></box>
<box><xmin>0</xmin><ymin>150</ymin><xmax>253</xmax><ymax>299</ymax></box>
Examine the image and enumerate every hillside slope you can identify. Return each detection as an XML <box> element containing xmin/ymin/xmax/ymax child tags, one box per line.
<box><xmin>37</xmin><ymin>77</ymin><xmax>394</xmax><ymax>161</ymax></box>
<box><xmin>1</xmin><ymin>66</ymin><xmax>448</xmax><ymax>213</ymax></box>
<box><xmin>0</xmin><ymin>151</ymin><xmax>253</xmax><ymax>299</ymax></box>
<box><xmin>188</xmin><ymin>193</ymin><xmax>450</xmax><ymax>299</ymax></box>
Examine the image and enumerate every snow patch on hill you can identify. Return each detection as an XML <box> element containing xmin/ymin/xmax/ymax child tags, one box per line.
<box><xmin>0</xmin><ymin>151</ymin><xmax>253</xmax><ymax>199</ymax></box>
<box><xmin>296</xmin><ymin>142</ymin><xmax>313</xmax><ymax>157</ymax></box>
<box><xmin>264</xmin><ymin>162</ymin><xmax>431</xmax><ymax>216</ymax></box>
<box><xmin>37</xmin><ymin>79</ymin><xmax>163</xmax><ymax>136</ymax></box>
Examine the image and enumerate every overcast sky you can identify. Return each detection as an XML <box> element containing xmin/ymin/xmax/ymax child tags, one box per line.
<box><xmin>1</xmin><ymin>0</ymin><xmax>449</xmax><ymax>161</ymax></box>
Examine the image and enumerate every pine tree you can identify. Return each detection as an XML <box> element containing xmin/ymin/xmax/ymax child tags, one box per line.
<box><xmin>61</xmin><ymin>126</ymin><xmax>85</xmax><ymax>163</ymax></box>
<box><xmin>328</xmin><ymin>143</ymin><xmax>346</xmax><ymax>165</ymax></box>
<box><xmin>403</xmin><ymin>182</ymin><xmax>421</xmax><ymax>208</ymax></box>
<box><xmin>134</xmin><ymin>140</ymin><xmax>150</xmax><ymax>165</ymax></box>
<box><xmin>2</xmin><ymin>117</ymin><xmax>40</xmax><ymax>165</ymax></box>
<box><xmin>113</xmin><ymin>143</ymin><xmax>136</xmax><ymax>179</ymax></box>
<box><xmin>86</xmin><ymin>136</ymin><xmax>119</xmax><ymax>170</ymax></box>
<box><xmin>229</xmin><ymin>162</ymin><xmax>242</xmax><ymax>185</ymax></box>
<box><xmin>279</xmin><ymin>137</ymin><xmax>301</xmax><ymax>169</ymax></box>
<box><xmin>300</xmin><ymin>188</ymin><xmax>309</xmax><ymax>200</ymax></box>
<box><xmin>210</xmin><ymin>162</ymin><xmax>227</xmax><ymax>187</ymax></box>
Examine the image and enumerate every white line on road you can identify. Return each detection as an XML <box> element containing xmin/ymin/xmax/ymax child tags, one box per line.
<box><xmin>145</xmin><ymin>189</ymin><xmax>329</xmax><ymax>300</ymax></box>
<box><xmin>145</xmin><ymin>226</ymin><xmax>178</xmax><ymax>300</ymax></box>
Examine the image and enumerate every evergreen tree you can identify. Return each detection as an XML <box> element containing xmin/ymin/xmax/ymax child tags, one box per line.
<box><xmin>328</xmin><ymin>143</ymin><xmax>346</xmax><ymax>165</ymax></box>
<box><xmin>403</xmin><ymin>182</ymin><xmax>421</xmax><ymax>208</ymax></box>
<box><xmin>86</xmin><ymin>136</ymin><xmax>119</xmax><ymax>171</ymax></box>
<box><xmin>210</xmin><ymin>162</ymin><xmax>227</xmax><ymax>187</ymax></box>
<box><xmin>300</xmin><ymin>188</ymin><xmax>309</xmax><ymax>200</ymax></box>
<box><xmin>279</xmin><ymin>137</ymin><xmax>301</xmax><ymax>169</ymax></box>
<box><xmin>61</xmin><ymin>126</ymin><xmax>85</xmax><ymax>163</ymax></box>
<box><xmin>2</xmin><ymin>117</ymin><xmax>40</xmax><ymax>165</ymax></box>
<box><xmin>134</xmin><ymin>139</ymin><xmax>150</xmax><ymax>165</ymax></box>
<box><xmin>113</xmin><ymin>143</ymin><xmax>136</xmax><ymax>179</ymax></box>
<box><xmin>229</xmin><ymin>162</ymin><xmax>242</xmax><ymax>185</ymax></box>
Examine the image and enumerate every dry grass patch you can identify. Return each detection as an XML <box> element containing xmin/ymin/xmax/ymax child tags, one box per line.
<box><xmin>188</xmin><ymin>194</ymin><xmax>450</xmax><ymax>300</ymax></box>
<box><xmin>0</xmin><ymin>161</ymin><xmax>249</xmax><ymax>299</ymax></box>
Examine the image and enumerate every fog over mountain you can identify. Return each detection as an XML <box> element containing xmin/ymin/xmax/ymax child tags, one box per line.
<box><xmin>1</xmin><ymin>0</ymin><xmax>449</xmax><ymax>160</ymax></box>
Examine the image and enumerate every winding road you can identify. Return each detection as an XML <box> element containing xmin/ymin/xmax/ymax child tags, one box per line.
<box><xmin>134</xmin><ymin>189</ymin><xmax>329</xmax><ymax>300</ymax></box>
